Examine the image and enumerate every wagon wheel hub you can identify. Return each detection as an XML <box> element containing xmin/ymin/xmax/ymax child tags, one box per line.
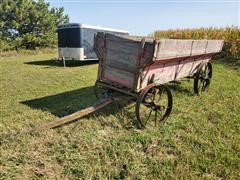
<box><xmin>143</xmin><ymin>102</ymin><xmax>165</xmax><ymax>111</ymax></box>
<box><xmin>155</xmin><ymin>104</ymin><xmax>165</xmax><ymax>111</ymax></box>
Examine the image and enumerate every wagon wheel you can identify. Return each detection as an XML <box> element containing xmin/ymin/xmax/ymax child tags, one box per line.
<box><xmin>194</xmin><ymin>62</ymin><xmax>212</xmax><ymax>95</ymax></box>
<box><xmin>135</xmin><ymin>84</ymin><xmax>173</xmax><ymax>129</ymax></box>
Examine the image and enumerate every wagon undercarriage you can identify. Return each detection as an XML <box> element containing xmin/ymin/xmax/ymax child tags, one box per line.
<box><xmin>95</xmin><ymin>61</ymin><xmax>213</xmax><ymax>128</ymax></box>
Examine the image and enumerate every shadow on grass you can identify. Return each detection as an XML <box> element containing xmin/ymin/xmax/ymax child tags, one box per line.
<box><xmin>168</xmin><ymin>82</ymin><xmax>193</xmax><ymax>96</ymax></box>
<box><xmin>213</xmin><ymin>57</ymin><xmax>240</xmax><ymax>70</ymax></box>
<box><xmin>21</xmin><ymin>86</ymin><xmax>96</xmax><ymax>117</ymax></box>
<box><xmin>24</xmin><ymin>59</ymin><xmax>98</xmax><ymax>67</ymax></box>
<box><xmin>20</xmin><ymin>82</ymin><xmax>197</xmax><ymax>129</ymax></box>
<box><xmin>21</xmin><ymin>86</ymin><xmax>136</xmax><ymax>129</ymax></box>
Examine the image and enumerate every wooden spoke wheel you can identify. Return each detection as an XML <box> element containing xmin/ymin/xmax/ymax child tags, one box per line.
<box><xmin>194</xmin><ymin>62</ymin><xmax>212</xmax><ymax>95</ymax></box>
<box><xmin>135</xmin><ymin>84</ymin><xmax>173</xmax><ymax>128</ymax></box>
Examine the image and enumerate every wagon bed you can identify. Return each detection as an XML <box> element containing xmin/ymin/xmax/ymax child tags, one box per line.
<box><xmin>94</xmin><ymin>33</ymin><xmax>223</xmax><ymax>93</ymax></box>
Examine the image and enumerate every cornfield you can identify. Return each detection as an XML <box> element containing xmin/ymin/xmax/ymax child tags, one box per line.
<box><xmin>154</xmin><ymin>26</ymin><xmax>240</xmax><ymax>59</ymax></box>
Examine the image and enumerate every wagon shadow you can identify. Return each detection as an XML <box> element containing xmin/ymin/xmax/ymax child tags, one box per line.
<box><xmin>21</xmin><ymin>86</ymin><xmax>136</xmax><ymax>129</ymax></box>
<box><xmin>24</xmin><ymin>59</ymin><xmax>98</xmax><ymax>67</ymax></box>
<box><xmin>213</xmin><ymin>58</ymin><xmax>240</xmax><ymax>69</ymax></box>
<box><xmin>168</xmin><ymin>82</ymin><xmax>193</xmax><ymax>96</ymax></box>
<box><xmin>21</xmin><ymin>84</ymin><xmax>193</xmax><ymax>129</ymax></box>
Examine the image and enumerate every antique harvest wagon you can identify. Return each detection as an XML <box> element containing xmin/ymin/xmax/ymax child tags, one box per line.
<box><xmin>39</xmin><ymin>33</ymin><xmax>223</xmax><ymax>130</ymax></box>
<box><xmin>94</xmin><ymin>33</ymin><xmax>223</xmax><ymax>128</ymax></box>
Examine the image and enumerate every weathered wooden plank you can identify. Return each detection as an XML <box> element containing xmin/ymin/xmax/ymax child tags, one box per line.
<box><xmin>106</xmin><ymin>39</ymin><xmax>140</xmax><ymax>55</ymax></box>
<box><xmin>137</xmin><ymin>57</ymin><xmax>211</xmax><ymax>91</ymax></box>
<box><xmin>139</xmin><ymin>62</ymin><xmax>177</xmax><ymax>90</ymax></box>
<box><xmin>106</xmin><ymin>49</ymin><xmax>138</xmax><ymax>71</ymax></box>
<box><xmin>174</xmin><ymin>58</ymin><xmax>209</xmax><ymax>78</ymax></box>
<box><xmin>105</xmin><ymin>42</ymin><xmax>154</xmax><ymax>71</ymax></box>
<box><xmin>191</xmin><ymin>40</ymin><xmax>208</xmax><ymax>55</ymax></box>
<box><xmin>106</xmin><ymin>33</ymin><xmax>153</xmax><ymax>43</ymax></box>
<box><xmin>156</xmin><ymin>39</ymin><xmax>193</xmax><ymax>60</ymax></box>
<box><xmin>206</xmin><ymin>40</ymin><xmax>224</xmax><ymax>53</ymax></box>
<box><xmin>104</xmin><ymin>66</ymin><xmax>135</xmax><ymax>89</ymax></box>
<box><xmin>189</xmin><ymin>58</ymin><xmax>210</xmax><ymax>75</ymax></box>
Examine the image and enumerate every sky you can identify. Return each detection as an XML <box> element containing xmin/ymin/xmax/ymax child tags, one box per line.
<box><xmin>47</xmin><ymin>0</ymin><xmax>239</xmax><ymax>35</ymax></box>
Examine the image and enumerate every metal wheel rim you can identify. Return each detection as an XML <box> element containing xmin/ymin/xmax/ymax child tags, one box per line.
<box><xmin>135</xmin><ymin>84</ymin><xmax>173</xmax><ymax>128</ymax></box>
<box><xmin>194</xmin><ymin>63</ymin><xmax>212</xmax><ymax>95</ymax></box>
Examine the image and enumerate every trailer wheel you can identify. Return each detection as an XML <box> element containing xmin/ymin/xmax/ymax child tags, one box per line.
<box><xmin>135</xmin><ymin>84</ymin><xmax>173</xmax><ymax>129</ymax></box>
<box><xmin>194</xmin><ymin>62</ymin><xmax>212</xmax><ymax>95</ymax></box>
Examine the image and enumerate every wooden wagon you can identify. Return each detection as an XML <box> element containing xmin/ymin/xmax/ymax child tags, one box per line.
<box><xmin>39</xmin><ymin>33</ymin><xmax>223</xmax><ymax>130</ymax></box>
<box><xmin>94</xmin><ymin>33</ymin><xmax>223</xmax><ymax>128</ymax></box>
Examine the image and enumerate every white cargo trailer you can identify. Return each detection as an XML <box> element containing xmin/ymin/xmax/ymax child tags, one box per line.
<box><xmin>57</xmin><ymin>23</ymin><xmax>129</xmax><ymax>61</ymax></box>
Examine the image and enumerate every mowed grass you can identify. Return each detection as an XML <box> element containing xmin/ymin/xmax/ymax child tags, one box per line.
<box><xmin>0</xmin><ymin>53</ymin><xmax>240</xmax><ymax>179</ymax></box>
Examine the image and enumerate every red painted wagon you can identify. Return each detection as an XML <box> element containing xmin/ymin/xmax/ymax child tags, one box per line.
<box><xmin>39</xmin><ymin>33</ymin><xmax>223</xmax><ymax>130</ymax></box>
<box><xmin>94</xmin><ymin>33</ymin><xmax>223</xmax><ymax>128</ymax></box>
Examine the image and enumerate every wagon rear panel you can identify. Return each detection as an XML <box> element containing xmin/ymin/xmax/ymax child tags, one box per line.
<box><xmin>103</xmin><ymin>34</ymin><xmax>139</xmax><ymax>89</ymax></box>
<box><xmin>96</xmin><ymin>33</ymin><xmax>155</xmax><ymax>90</ymax></box>
<box><xmin>105</xmin><ymin>37</ymin><xmax>139</xmax><ymax>71</ymax></box>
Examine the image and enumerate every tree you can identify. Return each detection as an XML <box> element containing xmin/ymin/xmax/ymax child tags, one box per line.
<box><xmin>0</xmin><ymin>0</ymin><xmax>69</xmax><ymax>50</ymax></box>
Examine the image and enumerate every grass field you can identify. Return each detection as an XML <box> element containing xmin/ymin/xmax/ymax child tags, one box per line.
<box><xmin>0</xmin><ymin>53</ymin><xmax>240</xmax><ymax>179</ymax></box>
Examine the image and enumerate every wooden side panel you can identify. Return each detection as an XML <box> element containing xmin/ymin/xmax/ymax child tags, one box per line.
<box><xmin>191</xmin><ymin>40</ymin><xmax>208</xmax><ymax>55</ymax></box>
<box><xmin>104</xmin><ymin>66</ymin><xmax>135</xmax><ymax>89</ymax></box>
<box><xmin>156</xmin><ymin>39</ymin><xmax>193</xmax><ymax>60</ymax></box>
<box><xmin>138</xmin><ymin>62</ymin><xmax>176</xmax><ymax>90</ymax></box>
<box><xmin>175</xmin><ymin>59</ymin><xmax>196</xmax><ymax>79</ymax></box>
<box><xmin>206</xmin><ymin>40</ymin><xmax>224</xmax><ymax>53</ymax></box>
<box><xmin>137</xmin><ymin>58</ymin><xmax>211</xmax><ymax>91</ymax></box>
<box><xmin>175</xmin><ymin>58</ymin><xmax>210</xmax><ymax>78</ymax></box>
<box><xmin>155</xmin><ymin>39</ymin><xmax>224</xmax><ymax>61</ymax></box>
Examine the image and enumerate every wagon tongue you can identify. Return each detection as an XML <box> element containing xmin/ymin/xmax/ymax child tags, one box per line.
<box><xmin>36</xmin><ymin>97</ymin><xmax>115</xmax><ymax>131</ymax></box>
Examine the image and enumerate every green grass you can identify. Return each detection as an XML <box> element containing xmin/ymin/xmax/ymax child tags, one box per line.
<box><xmin>0</xmin><ymin>53</ymin><xmax>240</xmax><ymax>179</ymax></box>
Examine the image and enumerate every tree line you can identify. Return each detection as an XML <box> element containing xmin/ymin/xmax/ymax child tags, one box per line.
<box><xmin>0</xmin><ymin>0</ymin><xmax>69</xmax><ymax>51</ymax></box>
